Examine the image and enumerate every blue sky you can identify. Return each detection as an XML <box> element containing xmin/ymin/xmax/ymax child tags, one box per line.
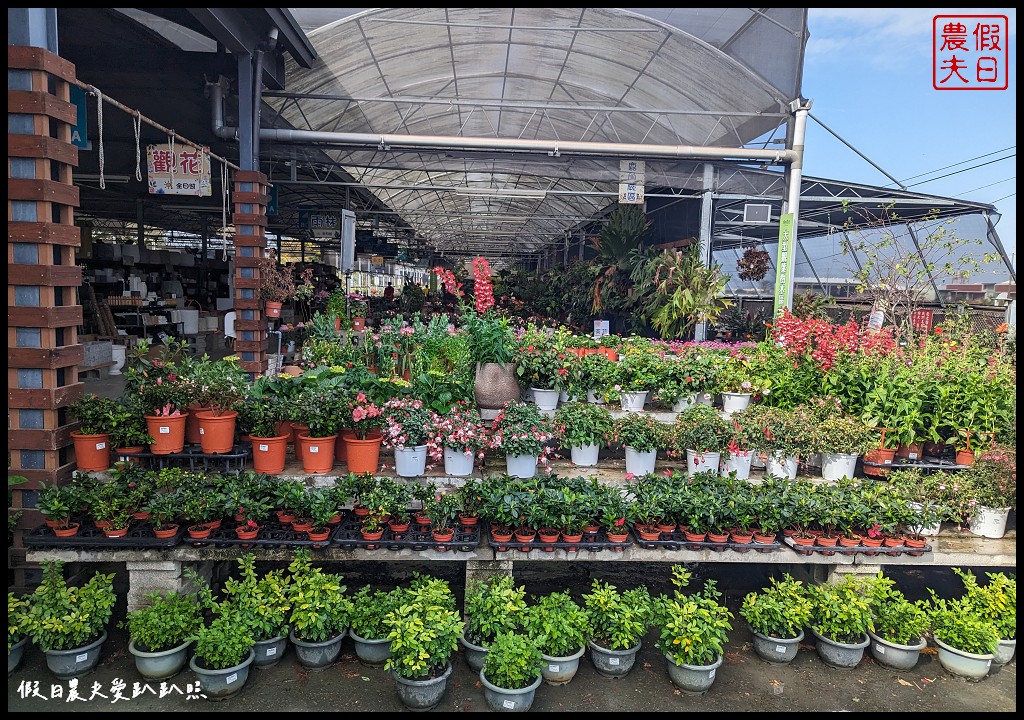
<box><xmin>801</xmin><ymin>8</ymin><xmax>1016</xmax><ymax>270</ymax></box>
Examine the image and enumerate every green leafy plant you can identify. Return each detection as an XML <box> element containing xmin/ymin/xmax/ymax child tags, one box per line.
<box><xmin>121</xmin><ymin>590</ymin><xmax>204</xmax><ymax>652</ymax></box>
<box><xmin>190</xmin><ymin>608</ymin><xmax>255</xmax><ymax>670</ymax></box>
<box><xmin>287</xmin><ymin>548</ymin><xmax>351</xmax><ymax>642</ymax></box>
<box><xmin>487</xmin><ymin>401</ymin><xmax>555</xmax><ymax>457</ymax></box>
<box><xmin>522</xmin><ymin>590</ymin><xmax>592</xmax><ymax>658</ymax></box>
<box><xmin>9</xmin><ymin>593</ymin><xmax>30</xmax><ymax>652</ymax></box>
<box><xmin>384</xmin><ymin>573</ymin><xmax>464</xmax><ymax>679</ymax></box>
<box><xmin>654</xmin><ymin>565</ymin><xmax>734</xmax><ymax>667</ymax></box>
<box><xmin>190</xmin><ymin>355</ymin><xmax>250</xmax><ymax>415</ymax></box>
<box><xmin>582</xmin><ymin>579</ymin><xmax>652</xmax><ymax>651</ymax></box>
<box><xmin>481</xmin><ymin>631</ymin><xmax>542</xmax><ymax>690</ymax></box>
<box><xmin>867</xmin><ymin>572</ymin><xmax>930</xmax><ymax>646</ymax></box>
<box><xmin>553</xmin><ymin>402</ymin><xmax>613</xmax><ymax>449</ymax></box>
<box><xmin>923</xmin><ymin>589</ymin><xmax>1000</xmax><ymax>656</ymax></box>
<box><xmin>610</xmin><ymin>412</ymin><xmax>668</xmax><ymax>453</ymax></box>
<box><xmin>35</xmin><ymin>481</ymin><xmax>75</xmax><ymax>528</ymax></box>
<box><xmin>67</xmin><ymin>393</ymin><xmax>122</xmax><ymax>435</ymax></box>
<box><xmin>812</xmin><ymin>415</ymin><xmax>880</xmax><ymax>456</ymax></box>
<box><xmin>808</xmin><ymin>575</ymin><xmax>874</xmax><ymax>644</ymax></box>
<box><xmin>23</xmin><ymin>561</ymin><xmax>116</xmax><ymax>651</ymax></box>
<box><xmin>464</xmin><ymin>574</ymin><xmax>528</xmax><ymax>647</ymax></box>
<box><xmin>671</xmin><ymin>404</ymin><xmax>732</xmax><ymax>454</ymax></box>
<box><xmin>349</xmin><ymin>585</ymin><xmax>401</xmax><ymax>641</ymax></box>
<box><xmin>952</xmin><ymin>568</ymin><xmax>1016</xmax><ymax>641</ymax></box>
<box><xmin>740</xmin><ymin>573</ymin><xmax>813</xmax><ymax>640</ymax></box>
<box><xmin>220</xmin><ymin>554</ymin><xmax>293</xmax><ymax>642</ymax></box>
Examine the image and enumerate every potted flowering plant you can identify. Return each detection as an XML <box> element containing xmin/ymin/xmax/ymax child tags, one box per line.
<box><xmin>380</xmin><ymin>398</ymin><xmax>439</xmax><ymax>477</ymax></box>
<box><xmin>654</xmin><ymin>350</ymin><xmax>715</xmax><ymax>410</ymax></box>
<box><xmin>123</xmin><ymin>338</ymin><xmax>194</xmax><ymax>454</ymax></box>
<box><xmin>573</xmin><ymin>352</ymin><xmax>617</xmax><ymax>403</ymax></box>
<box><xmin>430</xmin><ymin>401</ymin><xmax>488</xmax><ymax>475</ymax></box>
<box><xmin>610</xmin><ymin>412</ymin><xmax>668</xmax><ymax>476</ymax></box>
<box><xmin>488</xmin><ymin>400</ymin><xmax>555</xmax><ymax>478</ymax></box>
<box><xmin>612</xmin><ymin>349</ymin><xmax>663</xmax><ymax>409</ymax></box>
<box><xmin>812</xmin><ymin>414</ymin><xmax>880</xmax><ymax>481</ymax></box>
<box><xmin>342</xmin><ymin>391</ymin><xmax>385</xmax><ymax>474</ymax></box>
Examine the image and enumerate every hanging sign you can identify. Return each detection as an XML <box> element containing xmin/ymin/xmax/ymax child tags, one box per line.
<box><xmin>594</xmin><ymin>320</ymin><xmax>610</xmax><ymax>340</ymax></box>
<box><xmin>69</xmin><ymin>85</ymin><xmax>90</xmax><ymax>150</ymax></box>
<box><xmin>309</xmin><ymin>211</ymin><xmax>340</xmax><ymax>238</ymax></box>
<box><xmin>618</xmin><ymin>159</ymin><xmax>645</xmax><ymax>204</ymax></box>
<box><xmin>146</xmin><ymin>143</ymin><xmax>211</xmax><ymax>196</ymax></box>
<box><xmin>772</xmin><ymin>213</ymin><xmax>795</xmax><ymax>316</ymax></box>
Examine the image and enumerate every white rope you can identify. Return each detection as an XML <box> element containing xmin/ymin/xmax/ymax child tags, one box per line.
<box><xmin>94</xmin><ymin>86</ymin><xmax>105</xmax><ymax>189</ymax></box>
<box><xmin>133</xmin><ymin>113</ymin><xmax>143</xmax><ymax>182</ymax></box>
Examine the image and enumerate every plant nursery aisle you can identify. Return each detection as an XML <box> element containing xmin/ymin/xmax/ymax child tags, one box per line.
<box><xmin>8</xmin><ymin>575</ymin><xmax>1015</xmax><ymax>713</ymax></box>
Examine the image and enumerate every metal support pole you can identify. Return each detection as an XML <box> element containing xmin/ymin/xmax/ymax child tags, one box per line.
<box><xmin>694</xmin><ymin>163</ymin><xmax>715</xmax><ymax>341</ymax></box>
<box><xmin>778</xmin><ymin>98</ymin><xmax>812</xmax><ymax>314</ymax></box>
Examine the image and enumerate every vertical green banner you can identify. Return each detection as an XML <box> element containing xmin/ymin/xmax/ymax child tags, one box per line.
<box><xmin>773</xmin><ymin>212</ymin><xmax>795</xmax><ymax>315</ymax></box>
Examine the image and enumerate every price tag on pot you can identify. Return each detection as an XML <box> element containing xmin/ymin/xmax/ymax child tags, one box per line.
<box><xmin>608</xmin><ymin>657</ymin><xmax>620</xmax><ymax>665</ymax></box>
<box><xmin>95</xmin><ymin>442</ymin><xmax>106</xmax><ymax>450</ymax></box>
<box><xmin>259</xmin><ymin>444</ymin><xmax>269</xmax><ymax>452</ymax></box>
<box><xmin>159</xmin><ymin>426</ymin><xmax>170</xmax><ymax>434</ymax></box>
<box><xmin>502</xmin><ymin>701</ymin><xmax>516</xmax><ymax>709</ymax></box>
<box><xmin>310</xmin><ymin>446</ymin><xmax>319</xmax><ymax>453</ymax></box>
<box><xmin>226</xmin><ymin>673</ymin><xmax>238</xmax><ymax>685</ymax></box>
<box><xmin>709</xmin><ymin>668</ymin><xmax>716</xmax><ymax>679</ymax></box>
<box><xmin>775</xmin><ymin>645</ymin><xmax>786</xmax><ymax>653</ymax></box>
<box><xmin>265</xmin><ymin>647</ymin><xmax>277</xmax><ymax>656</ymax></box>
<box><xmin>200</xmin><ymin>428</ymin><xmax>205</xmax><ymax>435</ymax></box>
<box><xmin>548</xmin><ymin>664</ymin><xmax>560</xmax><ymax>672</ymax></box>
<box><xmin>877</xmin><ymin>645</ymin><xmax>885</xmax><ymax>654</ymax></box>
<box><xmin>76</xmin><ymin>653</ymin><xmax>88</xmax><ymax>663</ymax></box>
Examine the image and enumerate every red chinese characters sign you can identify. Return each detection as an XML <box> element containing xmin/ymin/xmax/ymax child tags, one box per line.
<box><xmin>933</xmin><ymin>15</ymin><xmax>1008</xmax><ymax>90</ymax></box>
<box><xmin>910</xmin><ymin>308</ymin><xmax>934</xmax><ymax>333</ymax></box>
<box><xmin>146</xmin><ymin>143</ymin><xmax>212</xmax><ymax>195</ymax></box>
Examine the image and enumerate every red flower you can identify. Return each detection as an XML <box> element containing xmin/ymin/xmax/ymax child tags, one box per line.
<box><xmin>614</xmin><ymin>517</ymin><xmax>626</xmax><ymax>527</ymax></box>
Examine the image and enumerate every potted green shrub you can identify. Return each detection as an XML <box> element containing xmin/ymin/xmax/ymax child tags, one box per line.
<box><xmin>654</xmin><ymin>566</ymin><xmax>734</xmax><ymax>695</ymax></box>
<box><xmin>287</xmin><ymin>548</ymin><xmax>352</xmax><ymax>670</ymax></box>
<box><xmin>23</xmin><ymin>561</ymin><xmax>116</xmax><ymax>679</ymax></box>
<box><xmin>220</xmin><ymin>554</ymin><xmax>293</xmax><ymax>668</ymax></box>
<box><xmin>553</xmin><ymin>401</ymin><xmax>613</xmax><ymax>467</ymax></box>
<box><xmin>807</xmin><ymin>575</ymin><xmax>873</xmax><ymax>669</ymax></box>
<box><xmin>122</xmin><ymin>590</ymin><xmax>204</xmax><ymax>680</ymax></box>
<box><xmin>813</xmin><ymin>415</ymin><xmax>879</xmax><ymax>481</ymax></box>
<box><xmin>582</xmin><ymin>579</ymin><xmax>652</xmax><ymax>678</ymax></box>
<box><xmin>522</xmin><ymin>590</ymin><xmax>592</xmax><ymax>686</ymax></box>
<box><xmin>610</xmin><ymin>411</ymin><xmax>668</xmax><ymax>476</ymax></box>
<box><xmin>866</xmin><ymin>572</ymin><xmax>930</xmax><ymax>671</ymax></box>
<box><xmin>349</xmin><ymin>585</ymin><xmax>400</xmax><ymax>667</ymax></box>
<box><xmin>740</xmin><ymin>573</ymin><xmax>813</xmax><ymax>665</ymax></box>
<box><xmin>384</xmin><ymin>573</ymin><xmax>464</xmax><ymax>711</ymax></box>
<box><xmin>672</xmin><ymin>404</ymin><xmax>731</xmax><ymax>474</ymax></box>
<box><xmin>922</xmin><ymin>585</ymin><xmax>1000</xmax><ymax>681</ymax></box>
<box><xmin>108</xmin><ymin>400</ymin><xmax>154</xmax><ymax>458</ymax></box>
<box><xmin>487</xmin><ymin>400</ymin><xmax>555</xmax><ymax>478</ymax></box>
<box><xmin>8</xmin><ymin>593</ymin><xmax>31</xmax><ymax>675</ymax></box>
<box><xmin>67</xmin><ymin>393</ymin><xmax>121</xmax><ymax>472</ymax></box>
<box><xmin>462</xmin><ymin>574</ymin><xmax>528</xmax><ymax>672</ymax></box>
<box><xmin>35</xmin><ymin>481</ymin><xmax>77</xmax><ymax>534</ymax></box>
<box><xmin>188</xmin><ymin>607</ymin><xmax>256</xmax><ymax>700</ymax></box>
<box><xmin>952</xmin><ymin>568</ymin><xmax>1016</xmax><ymax>666</ymax></box>
<box><xmin>479</xmin><ymin>631</ymin><xmax>544</xmax><ymax>712</ymax></box>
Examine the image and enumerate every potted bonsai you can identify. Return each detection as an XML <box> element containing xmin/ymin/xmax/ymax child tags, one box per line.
<box><xmin>462</xmin><ymin>574</ymin><xmax>528</xmax><ymax>672</ymax></box>
<box><xmin>479</xmin><ymin>631</ymin><xmax>544</xmax><ymax>712</ymax></box>
<box><xmin>384</xmin><ymin>573</ymin><xmax>464</xmax><ymax>711</ymax></box>
<box><xmin>807</xmin><ymin>575</ymin><xmax>874</xmax><ymax>669</ymax></box>
<box><xmin>740</xmin><ymin>573</ymin><xmax>814</xmax><ymax>665</ymax></box>
<box><xmin>23</xmin><ymin>560</ymin><xmax>116</xmax><ymax>679</ymax></box>
<box><xmin>522</xmin><ymin>590</ymin><xmax>592</xmax><ymax>686</ymax></box>
<box><xmin>122</xmin><ymin>590</ymin><xmax>204</xmax><ymax>680</ymax></box>
<box><xmin>654</xmin><ymin>566</ymin><xmax>734</xmax><ymax>695</ymax></box>
<box><xmin>256</xmin><ymin>250</ymin><xmax>298</xmax><ymax>318</ymax></box>
<box><xmin>553</xmin><ymin>401</ymin><xmax>613</xmax><ymax>467</ymax></box>
<box><xmin>582</xmin><ymin>578</ymin><xmax>652</xmax><ymax>678</ymax></box>
<box><xmin>287</xmin><ymin>548</ymin><xmax>352</xmax><ymax>670</ymax></box>
<box><xmin>866</xmin><ymin>571</ymin><xmax>930</xmax><ymax>671</ymax></box>
<box><xmin>349</xmin><ymin>585</ymin><xmax>401</xmax><ymax>667</ymax></box>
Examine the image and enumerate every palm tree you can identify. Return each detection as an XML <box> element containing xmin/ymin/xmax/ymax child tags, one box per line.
<box><xmin>589</xmin><ymin>205</ymin><xmax>651</xmax><ymax>314</ymax></box>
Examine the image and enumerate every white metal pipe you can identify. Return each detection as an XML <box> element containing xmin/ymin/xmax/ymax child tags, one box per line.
<box><xmin>779</xmin><ymin>98</ymin><xmax>812</xmax><ymax>313</ymax></box>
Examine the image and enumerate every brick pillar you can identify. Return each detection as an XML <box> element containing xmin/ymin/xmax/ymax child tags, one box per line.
<box><xmin>7</xmin><ymin>46</ymin><xmax>85</xmax><ymax>581</ymax></box>
<box><xmin>232</xmin><ymin>171</ymin><xmax>269</xmax><ymax>376</ymax></box>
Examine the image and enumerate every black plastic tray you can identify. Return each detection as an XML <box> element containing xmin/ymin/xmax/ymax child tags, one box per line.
<box><xmin>23</xmin><ymin>519</ymin><xmax>185</xmax><ymax>550</ymax></box>
<box><xmin>781</xmin><ymin>535</ymin><xmax>932</xmax><ymax>557</ymax></box>
<box><xmin>332</xmin><ymin>515</ymin><xmax>481</xmax><ymax>553</ymax></box>
<box><xmin>185</xmin><ymin>519</ymin><xmax>336</xmax><ymax>549</ymax></box>
<box><xmin>632</xmin><ymin>530</ymin><xmax>782</xmax><ymax>553</ymax></box>
<box><xmin>114</xmin><ymin>444</ymin><xmax>251</xmax><ymax>473</ymax></box>
<box><xmin>485</xmin><ymin>523</ymin><xmax>633</xmax><ymax>553</ymax></box>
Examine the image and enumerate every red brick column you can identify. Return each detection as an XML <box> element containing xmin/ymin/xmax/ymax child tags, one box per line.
<box><xmin>7</xmin><ymin>46</ymin><xmax>85</xmax><ymax>579</ymax></box>
<box><xmin>232</xmin><ymin>170</ymin><xmax>269</xmax><ymax>376</ymax></box>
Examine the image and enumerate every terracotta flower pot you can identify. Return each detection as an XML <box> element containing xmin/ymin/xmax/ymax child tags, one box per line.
<box><xmin>298</xmin><ymin>434</ymin><xmax>338</xmax><ymax>474</ymax></box>
<box><xmin>195</xmin><ymin>410</ymin><xmax>238</xmax><ymax>454</ymax></box>
<box><xmin>342</xmin><ymin>430</ymin><xmax>383</xmax><ymax>474</ymax></box>
<box><xmin>291</xmin><ymin>423</ymin><xmax>310</xmax><ymax>462</ymax></box>
<box><xmin>53</xmin><ymin>523</ymin><xmax>80</xmax><ymax>538</ymax></box>
<box><xmin>146</xmin><ymin>413</ymin><xmax>189</xmax><ymax>455</ymax></box>
<box><xmin>70</xmin><ymin>431</ymin><xmax>112</xmax><ymax>472</ymax></box>
<box><xmin>308</xmin><ymin>528</ymin><xmax>331</xmax><ymax>543</ymax></box>
<box><xmin>251</xmin><ymin>434</ymin><xmax>289</xmax><ymax>474</ymax></box>
<box><xmin>104</xmin><ymin>526</ymin><xmax>129</xmax><ymax>538</ymax></box>
<box><xmin>188</xmin><ymin>524</ymin><xmax>212</xmax><ymax>540</ymax></box>
<box><xmin>186</xmin><ymin>403</ymin><xmax>208</xmax><ymax>445</ymax></box>
<box><xmin>153</xmin><ymin>524</ymin><xmax>179</xmax><ymax>539</ymax></box>
<box><xmin>115</xmin><ymin>447</ymin><xmax>145</xmax><ymax>465</ymax></box>
<box><xmin>335</xmin><ymin>432</ymin><xmax>350</xmax><ymax>464</ymax></box>
<box><xmin>236</xmin><ymin>525</ymin><xmax>259</xmax><ymax>540</ymax></box>
<box><xmin>265</xmin><ymin>300</ymin><xmax>283</xmax><ymax>318</ymax></box>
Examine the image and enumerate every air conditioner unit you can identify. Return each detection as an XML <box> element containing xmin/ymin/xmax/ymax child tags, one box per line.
<box><xmin>743</xmin><ymin>203</ymin><xmax>772</xmax><ymax>224</ymax></box>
